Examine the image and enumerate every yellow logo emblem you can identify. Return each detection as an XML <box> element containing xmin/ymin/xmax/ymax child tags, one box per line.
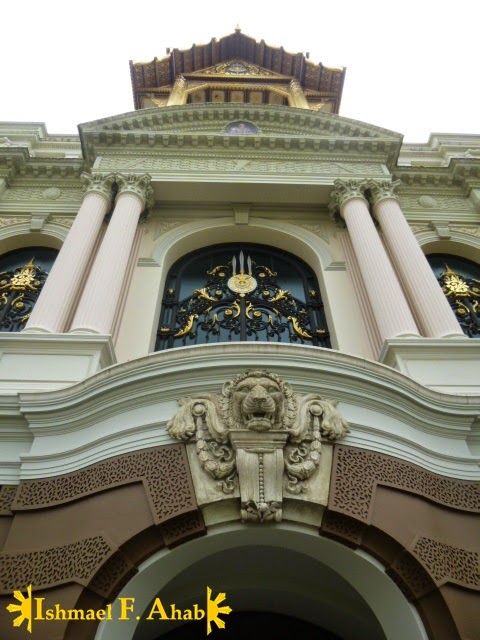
<box><xmin>6</xmin><ymin>585</ymin><xmax>33</xmax><ymax>633</ymax></box>
<box><xmin>6</xmin><ymin>584</ymin><xmax>232</xmax><ymax>635</ymax></box>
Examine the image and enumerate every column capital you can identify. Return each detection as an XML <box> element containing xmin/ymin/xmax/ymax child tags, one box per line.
<box><xmin>330</xmin><ymin>179</ymin><xmax>368</xmax><ymax>216</ymax></box>
<box><xmin>81</xmin><ymin>172</ymin><xmax>116</xmax><ymax>203</ymax></box>
<box><xmin>116</xmin><ymin>173</ymin><xmax>154</xmax><ymax>209</ymax></box>
<box><xmin>368</xmin><ymin>179</ymin><xmax>402</xmax><ymax>207</ymax></box>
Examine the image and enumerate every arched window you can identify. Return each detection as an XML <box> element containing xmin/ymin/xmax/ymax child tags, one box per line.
<box><xmin>156</xmin><ymin>244</ymin><xmax>330</xmax><ymax>351</ymax></box>
<box><xmin>427</xmin><ymin>254</ymin><xmax>480</xmax><ymax>338</ymax></box>
<box><xmin>0</xmin><ymin>247</ymin><xmax>58</xmax><ymax>332</ymax></box>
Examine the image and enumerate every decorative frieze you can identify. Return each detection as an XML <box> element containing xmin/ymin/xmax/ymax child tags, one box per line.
<box><xmin>329</xmin><ymin>447</ymin><xmax>480</xmax><ymax>521</ymax></box>
<box><xmin>97</xmin><ymin>156</ymin><xmax>386</xmax><ymax>176</ymax></box>
<box><xmin>412</xmin><ymin>536</ymin><xmax>480</xmax><ymax>589</ymax></box>
<box><xmin>12</xmin><ymin>445</ymin><xmax>197</xmax><ymax>525</ymax></box>
<box><xmin>0</xmin><ymin>216</ymin><xmax>27</xmax><ymax>227</ymax></box>
<box><xmin>0</xmin><ymin>187</ymin><xmax>83</xmax><ymax>202</ymax></box>
<box><xmin>51</xmin><ymin>216</ymin><xmax>74</xmax><ymax>228</ymax></box>
<box><xmin>0</xmin><ymin>536</ymin><xmax>116</xmax><ymax>592</ymax></box>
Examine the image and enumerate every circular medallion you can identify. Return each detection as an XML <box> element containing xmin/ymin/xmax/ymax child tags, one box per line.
<box><xmin>227</xmin><ymin>273</ymin><xmax>257</xmax><ymax>294</ymax></box>
<box><xmin>41</xmin><ymin>187</ymin><xmax>61</xmax><ymax>200</ymax></box>
<box><xmin>418</xmin><ymin>195</ymin><xmax>437</xmax><ymax>208</ymax></box>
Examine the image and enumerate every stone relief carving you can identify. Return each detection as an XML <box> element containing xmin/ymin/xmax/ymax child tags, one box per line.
<box><xmin>51</xmin><ymin>216</ymin><xmax>74</xmax><ymax>228</ymax></box>
<box><xmin>450</xmin><ymin>225</ymin><xmax>480</xmax><ymax>237</ymax></box>
<box><xmin>154</xmin><ymin>219</ymin><xmax>194</xmax><ymax>240</ymax></box>
<box><xmin>409</xmin><ymin>223</ymin><xmax>431</xmax><ymax>234</ymax></box>
<box><xmin>41</xmin><ymin>187</ymin><xmax>61</xmax><ymax>200</ymax></box>
<box><xmin>167</xmin><ymin>370</ymin><xmax>349</xmax><ymax>523</ymax></box>
<box><xmin>418</xmin><ymin>195</ymin><xmax>437</xmax><ymax>208</ymax></box>
<box><xmin>0</xmin><ymin>217</ymin><xmax>27</xmax><ymax>227</ymax></box>
<box><xmin>298</xmin><ymin>223</ymin><xmax>330</xmax><ymax>243</ymax></box>
<box><xmin>398</xmin><ymin>194</ymin><xmax>474</xmax><ymax>212</ymax></box>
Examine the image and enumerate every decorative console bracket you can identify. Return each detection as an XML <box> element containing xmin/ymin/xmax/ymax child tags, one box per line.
<box><xmin>167</xmin><ymin>369</ymin><xmax>350</xmax><ymax>522</ymax></box>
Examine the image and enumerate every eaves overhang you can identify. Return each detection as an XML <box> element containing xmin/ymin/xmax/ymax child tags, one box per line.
<box><xmin>129</xmin><ymin>29</ymin><xmax>346</xmax><ymax>112</ymax></box>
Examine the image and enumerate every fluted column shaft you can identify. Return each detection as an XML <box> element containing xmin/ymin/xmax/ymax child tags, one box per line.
<box><xmin>25</xmin><ymin>173</ymin><xmax>115</xmax><ymax>333</ymax></box>
<box><xmin>332</xmin><ymin>181</ymin><xmax>419</xmax><ymax>341</ymax></box>
<box><xmin>71</xmin><ymin>174</ymin><xmax>152</xmax><ymax>335</ymax></box>
<box><xmin>371</xmin><ymin>181</ymin><xmax>464</xmax><ymax>338</ymax></box>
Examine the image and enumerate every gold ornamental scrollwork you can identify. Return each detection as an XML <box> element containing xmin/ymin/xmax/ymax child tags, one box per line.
<box><xmin>437</xmin><ymin>265</ymin><xmax>480</xmax><ymax>338</ymax></box>
<box><xmin>0</xmin><ymin>259</ymin><xmax>50</xmax><ymax>331</ymax></box>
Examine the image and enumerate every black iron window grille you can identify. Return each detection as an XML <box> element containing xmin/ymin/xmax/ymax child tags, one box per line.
<box><xmin>428</xmin><ymin>254</ymin><xmax>480</xmax><ymax>338</ymax></box>
<box><xmin>0</xmin><ymin>247</ymin><xmax>57</xmax><ymax>332</ymax></box>
<box><xmin>156</xmin><ymin>244</ymin><xmax>330</xmax><ymax>351</ymax></box>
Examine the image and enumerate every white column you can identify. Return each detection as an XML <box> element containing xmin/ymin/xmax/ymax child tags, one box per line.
<box><xmin>24</xmin><ymin>173</ymin><xmax>115</xmax><ymax>334</ymax></box>
<box><xmin>331</xmin><ymin>180</ymin><xmax>419</xmax><ymax>341</ymax></box>
<box><xmin>369</xmin><ymin>180</ymin><xmax>464</xmax><ymax>338</ymax></box>
<box><xmin>70</xmin><ymin>174</ymin><xmax>153</xmax><ymax>335</ymax></box>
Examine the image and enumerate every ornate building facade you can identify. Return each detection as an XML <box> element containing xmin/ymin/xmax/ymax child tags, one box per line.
<box><xmin>0</xmin><ymin>30</ymin><xmax>479</xmax><ymax>640</ymax></box>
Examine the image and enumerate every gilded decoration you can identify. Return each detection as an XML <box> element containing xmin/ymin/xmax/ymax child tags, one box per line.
<box><xmin>167</xmin><ymin>369</ymin><xmax>349</xmax><ymax>522</ymax></box>
<box><xmin>202</xmin><ymin>60</ymin><xmax>274</xmax><ymax>76</ymax></box>
<box><xmin>437</xmin><ymin>266</ymin><xmax>480</xmax><ymax>337</ymax></box>
<box><xmin>0</xmin><ymin>259</ymin><xmax>49</xmax><ymax>330</ymax></box>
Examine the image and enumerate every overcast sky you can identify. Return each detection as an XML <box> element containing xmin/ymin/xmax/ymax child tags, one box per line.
<box><xmin>1</xmin><ymin>0</ymin><xmax>478</xmax><ymax>143</ymax></box>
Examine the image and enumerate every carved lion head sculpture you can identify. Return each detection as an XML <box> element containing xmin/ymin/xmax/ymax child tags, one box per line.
<box><xmin>219</xmin><ymin>370</ymin><xmax>297</xmax><ymax>432</ymax></box>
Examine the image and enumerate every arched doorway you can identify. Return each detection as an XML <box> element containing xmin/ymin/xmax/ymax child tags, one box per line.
<box><xmin>95</xmin><ymin>525</ymin><xmax>427</xmax><ymax>640</ymax></box>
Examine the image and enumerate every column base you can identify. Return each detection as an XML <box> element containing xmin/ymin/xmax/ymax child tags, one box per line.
<box><xmin>0</xmin><ymin>333</ymin><xmax>116</xmax><ymax>392</ymax></box>
<box><xmin>379</xmin><ymin>338</ymin><xmax>480</xmax><ymax>394</ymax></box>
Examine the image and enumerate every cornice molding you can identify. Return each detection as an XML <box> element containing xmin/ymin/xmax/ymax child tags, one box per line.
<box><xmin>4</xmin><ymin>343</ymin><xmax>478</xmax><ymax>481</ymax></box>
<box><xmin>394</xmin><ymin>158</ymin><xmax>480</xmax><ymax>193</ymax></box>
<box><xmin>0</xmin><ymin>149</ymin><xmax>86</xmax><ymax>184</ymax></box>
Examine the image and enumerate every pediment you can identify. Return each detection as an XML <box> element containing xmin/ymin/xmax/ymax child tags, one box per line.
<box><xmin>187</xmin><ymin>59</ymin><xmax>288</xmax><ymax>79</ymax></box>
